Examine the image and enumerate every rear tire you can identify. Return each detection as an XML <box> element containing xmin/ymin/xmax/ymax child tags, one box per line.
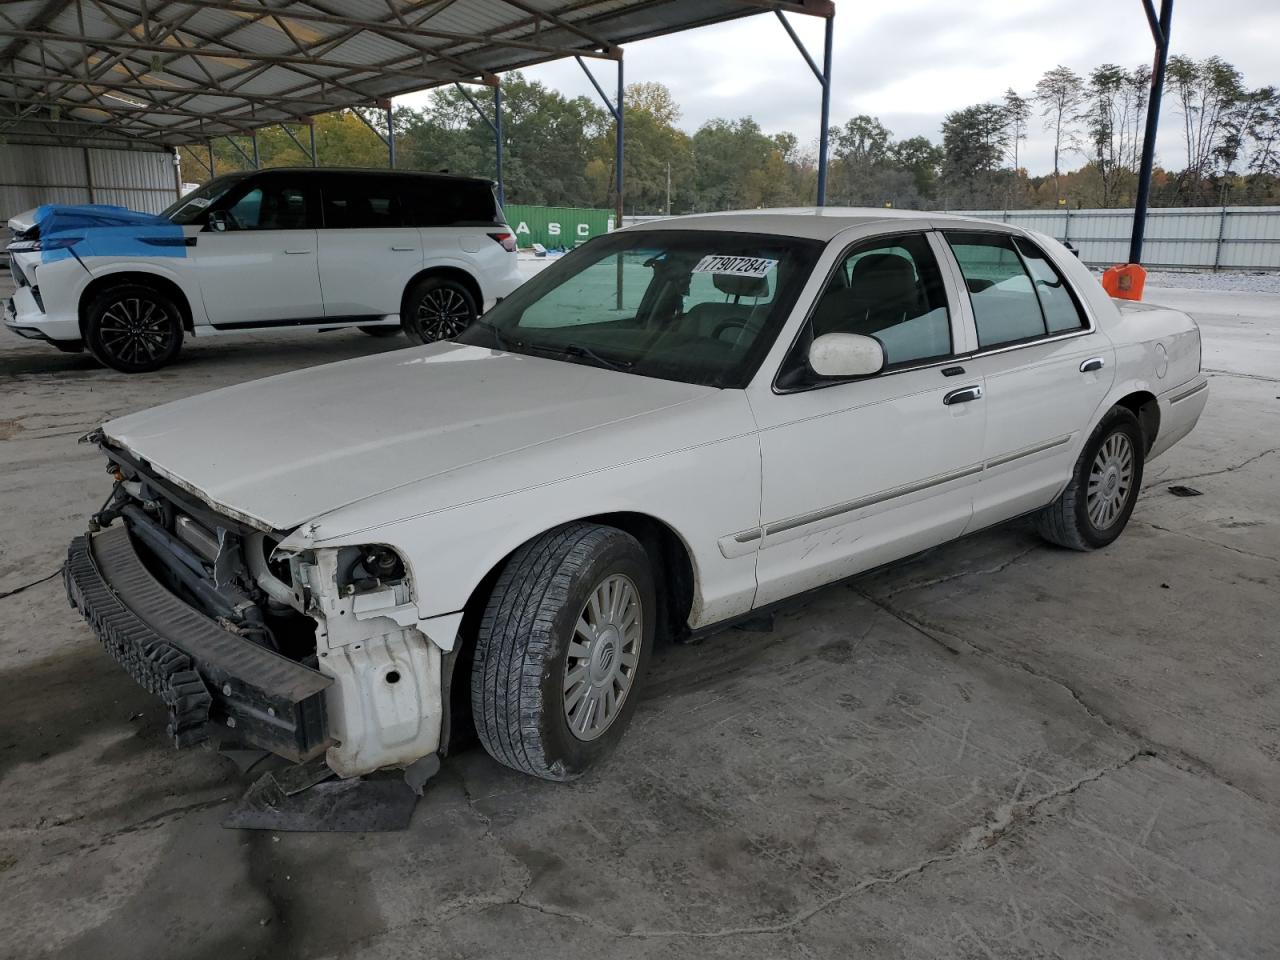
<box><xmin>358</xmin><ymin>325</ymin><xmax>402</xmax><ymax>338</ymax></box>
<box><xmin>1036</xmin><ymin>406</ymin><xmax>1144</xmax><ymax>551</ymax></box>
<box><xmin>471</xmin><ymin>523</ymin><xmax>655</xmax><ymax>781</ymax></box>
<box><xmin>83</xmin><ymin>282</ymin><xmax>184</xmax><ymax>373</ymax></box>
<box><xmin>401</xmin><ymin>275</ymin><xmax>478</xmax><ymax>345</ymax></box>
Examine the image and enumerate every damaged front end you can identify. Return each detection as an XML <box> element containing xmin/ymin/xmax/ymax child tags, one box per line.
<box><xmin>66</xmin><ymin>431</ymin><xmax>443</xmax><ymax>779</ymax></box>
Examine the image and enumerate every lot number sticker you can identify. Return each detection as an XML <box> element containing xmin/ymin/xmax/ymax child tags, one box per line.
<box><xmin>692</xmin><ymin>255</ymin><xmax>777</xmax><ymax>278</ymax></box>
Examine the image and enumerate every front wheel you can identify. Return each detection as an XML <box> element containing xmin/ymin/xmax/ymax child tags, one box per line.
<box><xmin>401</xmin><ymin>276</ymin><xmax>478</xmax><ymax>345</ymax></box>
<box><xmin>471</xmin><ymin>523</ymin><xmax>655</xmax><ymax>781</ymax></box>
<box><xmin>84</xmin><ymin>282</ymin><xmax>184</xmax><ymax>373</ymax></box>
<box><xmin>1036</xmin><ymin>406</ymin><xmax>1145</xmax><ymax>550</ymax></box>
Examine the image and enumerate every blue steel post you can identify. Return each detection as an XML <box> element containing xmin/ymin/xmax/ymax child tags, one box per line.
<box><xmin>495</xmin><ymin>83</ymin><xmax>505</xmax><ymax>207</ymax></box>
<box><xmin>386</xmin><ymin>102</ymin><xmax>396</xmax><ymax>169</ymax></box>
<box><xmin>816</xmin><ymin>14</ymin><xmax>833</xmax><ymax>206</ymax></box>
<box><xmin>615</xmin><ymin>54</ymin><xmax>624</xmax><ymax>309</ymax></box>
<box><xmin>1130</xmin><ymin>0</ymin><xmax>1173</xmax><ymax>265</ymax></box>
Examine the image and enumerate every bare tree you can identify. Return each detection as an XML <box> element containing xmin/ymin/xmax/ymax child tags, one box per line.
<box><xmin>1167</xmin><ymin>55</ymin><xmax>1244</xmax><ymax>199</ymax></box>
<box><xmin>1084</xmin><ymin>64</ymin><xmax>1149</xmax><ymax>206</ymax></box>
<box><xmin>1034</xmin><ymin>66</ymin><xmax>1086</xmax><ymax>199</ymax></box>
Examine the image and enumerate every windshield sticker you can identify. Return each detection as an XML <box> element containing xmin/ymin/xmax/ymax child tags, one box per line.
<box><xmin>692</xmin><ymin>255</ymin><xmax>777</xmax><ymax>278</ymax></box>
<box><xmin>185</xmin><ymin>196</ymin><xmax>211</xmax><ymax>208</ymax></box>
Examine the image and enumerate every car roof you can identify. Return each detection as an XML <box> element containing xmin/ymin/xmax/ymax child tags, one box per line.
<box><xmin>243</xmin><ymin>167</ymin><xmax>494</xmax><ymax>185</ymax></box>
<box><xmin>625</xmin><ymin>207</ymin><xmax>1011</xmax><ymax>241</ymax></box>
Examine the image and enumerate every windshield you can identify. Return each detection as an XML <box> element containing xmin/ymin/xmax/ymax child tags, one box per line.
<box><xmin>455</xmin><ymin>229</ymin><xmax>823</xmax><ymax>388</ymax></box>
<box><xmin>161</xmin><ymin>173</ymin><xmax>250</xmax><ymax>224</ymax></box>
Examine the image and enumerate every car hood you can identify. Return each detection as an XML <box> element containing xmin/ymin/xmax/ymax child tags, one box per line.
<box><xmin>103</xmin><ymin>343</ymin><xmax>713</xmax><ymax>530</ymax></box>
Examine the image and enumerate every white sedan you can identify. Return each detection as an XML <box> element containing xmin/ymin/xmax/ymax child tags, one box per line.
<box><xmin>66</xmin><ymin>209</ymin><xmax>1208</xmax><ymax>784</ymax></box>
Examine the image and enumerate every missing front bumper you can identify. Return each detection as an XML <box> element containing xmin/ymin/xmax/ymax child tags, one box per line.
<box><xmin>65</xmin><ymin>525</ymin><xmax>332</xmax><ymax>761</ymax></box>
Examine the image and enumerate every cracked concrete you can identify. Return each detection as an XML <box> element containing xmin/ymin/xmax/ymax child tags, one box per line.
<box><xmin>0</xmin><ymin>279</ymin><xmax>1276</xmax><ymax>959</ymax></box>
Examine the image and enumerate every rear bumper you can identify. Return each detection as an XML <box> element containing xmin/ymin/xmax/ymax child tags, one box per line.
<box><xmin>65</xmin><ymin>525</ymin><xmax>332</xmax><ymax>761</ymax></box>
<box><xmin>1150</xmin><ymin>376</ymin><xmax>1209</xmax><ymax>461</ymax></box>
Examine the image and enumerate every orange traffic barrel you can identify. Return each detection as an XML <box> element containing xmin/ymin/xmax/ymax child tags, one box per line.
<box><xmin>1101</xmin><ymin>263</ymin><xmax>1147</xmax><ymax>300</ymax></box>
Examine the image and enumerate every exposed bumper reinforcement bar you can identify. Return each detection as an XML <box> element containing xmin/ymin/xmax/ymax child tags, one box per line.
<box><xmin>65</xmin><ymin>526</ymin><xmax>332</xmax><ymax>761</ymax></box>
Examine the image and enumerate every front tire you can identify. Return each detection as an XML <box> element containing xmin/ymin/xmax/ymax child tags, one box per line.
<box><xmin>84</xmin><ymin>282</ymin><xmax>184</xmax><ymax>373</ymax></box>
<box><xmin>1036</xmin><ymin>406</ymin><xmax>1145</xmax><ymax>550</ymax></box>
<box><xmin>401</xmin><ymin>276</ymin><xmax>478</xmax><ymax>345</ymax></box>
<box><xmin>471</xmin><ymin>523</ymin><xmax>655</xmax><ymax>781</ymax></box>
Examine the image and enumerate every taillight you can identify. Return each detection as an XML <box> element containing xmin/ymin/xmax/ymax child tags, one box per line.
<box><xmin>487</xmin><ymin>231</ymin><xmax>517</xmax><ymax>253</ymax></box>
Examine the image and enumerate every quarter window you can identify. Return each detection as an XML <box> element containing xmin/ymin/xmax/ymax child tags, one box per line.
<box><xmin>806</xmin><ymin>232</ymin><xmax>953</xmax><ymax>368</ymax></box>
<box><xmin>945</xmin><ymin>231</ymin><xmax>1085</xmax><ymax>347</ymax></box>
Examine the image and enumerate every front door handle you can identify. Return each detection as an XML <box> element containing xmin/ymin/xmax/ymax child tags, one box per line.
<box><xmin>943</xmin><ymin>385</ymin><xmax>983</xmax><ymax>405</ymax></box>
<box><xmin>284</xmin><ymin>249</ymin><xmax>313</xmax><ymax>255</ymax></box>
<box><xmin>390</xmin><ymin>245</ymin><xmax>416</xmax><ymax>252</ymax></box>
<box><xmin>1080</xmin><ymin>356</ymin><xmax>1105</xmax><ymax>373</ymax></box>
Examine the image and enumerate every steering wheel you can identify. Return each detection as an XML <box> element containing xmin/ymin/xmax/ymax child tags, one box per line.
<box><xmin>711</xmin><ymin>319</ymin><xmax>749</xmax><ymax>343</ymax></box>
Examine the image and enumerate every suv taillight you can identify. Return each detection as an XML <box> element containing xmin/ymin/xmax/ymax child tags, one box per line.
<box><xmin>487</xmin><ymin>231</ymin><xmax>517</xmax><ymax>253</ymax></box>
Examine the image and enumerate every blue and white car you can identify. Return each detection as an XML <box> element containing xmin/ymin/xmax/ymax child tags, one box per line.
<box><xmin>4</xmin><ymin>168</ymin><xmax>522</xmax><ymax>372</ymax></box>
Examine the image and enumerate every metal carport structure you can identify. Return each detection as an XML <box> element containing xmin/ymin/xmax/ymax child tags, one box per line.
<box><xmin>0</xmin><ymin>0</ymin><xmax>838</xmax><ymax>227</ymax></box>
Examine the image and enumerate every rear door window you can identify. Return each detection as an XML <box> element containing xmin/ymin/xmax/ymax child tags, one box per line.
<box><xmin>945</xmin><ymin>231</ymin><xmax>1086</xmax><ymax>347</ymax></box>
<box><xmin>322</xmin><ymin>174</ymin><xmax>407</xmax><ymax>229</ymax></box>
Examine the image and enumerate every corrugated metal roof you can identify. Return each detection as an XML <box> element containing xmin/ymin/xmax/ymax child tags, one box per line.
<box><xmin>0</xmin><ymin>0</ymin><xmax>833</xmax><ymax>148</ymax></box>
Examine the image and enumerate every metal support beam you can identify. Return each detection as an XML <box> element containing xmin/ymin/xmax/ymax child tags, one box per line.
<box><xmin>776</xmin><ymin>10</ymin><xmax>834</xmax><ymax>206</ymax></box>
<box><xmin>251</xmin><ymin>129</ymin><xmax>260</xmax><ymax>169</ymax></box>
<box><xmin>208</xmin><ymin>141</ymin><xmax>215</xmax><ymax>177</ymax></box>
<box><xmin>1130</xmin><ymin>0</ymin><xmax>1173</xmax><ymax>265</ymax></box>
<box><xmin>576</xmin><ymin>53</ymin><xmax>624</xmax><ymax>302</ymax></box>
<box><xmin>278</xmin><ymin>121</ymin><xmax>315</xmax><ymax>165</ymax></box>
<box><xmin>455</xmin><ymin>81</ymin><xmax>505</xmax><ymax>205</ymax></box>
<box><xmin>224</xmin><ymin>133</ymin><xmax>254</xmax><ymax>168</ymax></box>
<box><xmin>495</xmin><ymin>83</ymin><xmax>504</xmax><ymax>207</ymax></box>
<box><xmin>385</xmin><ymin>101</ymin><xmax>395</xmax><ymax>169</ymax></box>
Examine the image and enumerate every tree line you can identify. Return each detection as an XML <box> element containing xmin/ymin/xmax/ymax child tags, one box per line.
<box><xmin>180</xmin><ymin>55</ymin><xmax>1280</xmax><ymax>214</ymax></box>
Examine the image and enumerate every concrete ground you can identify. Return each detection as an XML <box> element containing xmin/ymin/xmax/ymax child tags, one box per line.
<box><xmin>0</xmin><ymin>273</ymin><xmax>1276</xmax><ymax>959</ymax></box>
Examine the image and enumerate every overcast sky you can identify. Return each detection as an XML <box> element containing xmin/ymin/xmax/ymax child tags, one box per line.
<box><xmin>399</xmin><ymin>0</ymin><xmax>1279</xmax><ymax>176</ymax></box>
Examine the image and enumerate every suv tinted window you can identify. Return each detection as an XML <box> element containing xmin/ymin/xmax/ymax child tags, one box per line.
<box><xmin>222</xmin><ymin>177</ymin><xmax>317</xmax><ymax>230</ymax></box>
<box><xmin>322</xmin><ymin>174</ymin><xmax>409</xmax><ymax>229</ymax></box>
<box><xmin>407</xmin><ymin>179</ymin><xmax>501</xmax><ymax>227</ymax></box>
<box><xmin>806</xmin><ymin>232</ymin><xmax>952</xmax><ymax>367</ymax></box>
<box><xmin>946</xmin><ymin>231</ymin><xmax>1085</xmax><ymax>348</ymax></box>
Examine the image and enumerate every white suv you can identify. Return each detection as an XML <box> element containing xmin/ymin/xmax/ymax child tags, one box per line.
<box><xmin>4</xmin><ymin>168</ymin><xmax>523</xmax><ymax>372</ymax></box>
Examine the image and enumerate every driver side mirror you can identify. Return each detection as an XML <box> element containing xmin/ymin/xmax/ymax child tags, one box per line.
<box><xmin>808</xmin><ymin>333</ymin><xmax>885</xmax><ymax>378</ymax></box>
<box><xmin>207</xmin><ymin>209</ymin><xmax>231</xmax><ymax>232</ymax></box>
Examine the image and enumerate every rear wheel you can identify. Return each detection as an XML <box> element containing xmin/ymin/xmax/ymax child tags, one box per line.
<box><xmin>84</xmin><ymin>282</ymin><xmax>184</xmax><ymax>373</ymax></box>
<box><xmin>471</xmin><ymin>523</ymin><xmax>655</xmax><ymax>781</ymax></box>
<box><xmin>401</xmin><ymin>276</ymin><xmax>477</xmax><ymax>345</ymax></box>
<box><xmin>1036</xmin><ymin>407</ymin><xmax>1145</xmax><ymax>550</ymax></box>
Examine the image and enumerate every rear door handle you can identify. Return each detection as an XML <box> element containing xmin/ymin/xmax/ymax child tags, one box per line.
<box><xmin>390</xmin><ymin>245</ymin><xmax>416</xmax><ymax>251</ymax></box>
<box><xmin>284</xmin><ymin>249</ymin><xmax>312</xmax><ymax>255</ymax></box>
<box><xmin>943</xmin><ymin>385</ymin><xmax>983</xmax><ymax>405</ymax></box>
<box><xmin>1080</xmin><ymin>356</ymin><xmax>1105</xmax><ymax>373</ymax></box>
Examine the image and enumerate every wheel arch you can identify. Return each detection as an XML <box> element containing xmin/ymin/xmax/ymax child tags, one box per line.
<box><xmin>78</xmin><ymin>269</ymin><xmax>196</xmax><ymax>335</ymax></box>
<box><xmin>441</xmin><ymin>510</ymin><xmax>697</xmax><ymax>755</ymax></box>
<box><xmin>401</xmin><ymin>265</ymin><xmax>483</xmax><ymax>319</ymax></box>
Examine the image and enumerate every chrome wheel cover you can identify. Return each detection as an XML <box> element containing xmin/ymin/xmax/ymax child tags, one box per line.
<box><xmin>1087</xmin><ymin>431</ymin><xmax>1135</xmax><ymax>530</ymax></box>
<box><xmin>414</xmin><ymin>286</ymin><xmax>472</xmax><ymax>341</ymax></box>
<box><xmin>98</xmin><ymin>297</ymin><xmax>174</xmax><ymax>365</ymax></box>
<box><xmin>563</xmin><ymin>573</ymin><xmax>642</xmax><ymax>742</ymax></box>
